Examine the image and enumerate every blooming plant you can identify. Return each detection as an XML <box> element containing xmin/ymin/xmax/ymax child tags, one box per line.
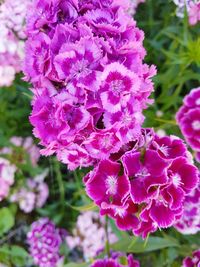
<box><xmin>0</xmin><ymin>0</ymin><xmax>199</xmax><ymax>267</ymax></box>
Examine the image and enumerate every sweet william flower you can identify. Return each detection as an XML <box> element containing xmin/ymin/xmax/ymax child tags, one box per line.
<box><xmin>24</xmin><ymin>0</ymin><xmax>156</xmax><ymax>169</ymax></box>
<box><xmin>174</xmin><ymin>185</ymin><xmax>200</xmax><ymax>235</ymax></box>
<box><xmin>86</xmin><ymin>159</ymin><xmax>130</xmax><ymax>206</ymax></box>
<box><xmin>27</xmin><ymin>218</ymin><xmax>64</xmax><ymax>267</ymax></box>
<box><xmin>84</xmin><ymin>129</ymin><xmax>199</xmax><ymax>238</ymax></box>
<box><xmin>91</xmin><ymin>254</ymin><xmax>140</xmax><ymax>267</ymax></box>
<box><xmin>182</xmin><ymin>250</ymin><xmax>200</xmax><ymax>267</ymax></box>
<box><xmin>176</xmin><ymin>87</ymin><xmax>200</xmax><ymax>160</ymax></box>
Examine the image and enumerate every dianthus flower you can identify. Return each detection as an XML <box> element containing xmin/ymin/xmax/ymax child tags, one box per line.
<box><xmin>24</xmin><ymin>0</ymin><xmax>156</xmax><ymax>170</ymax></box>
<box><xmin>91</xmin><ymin>254</ymin><xmax>140</xmax><ymax>267</ymax></box>
<box><xmin>0</xmin><ymin>0</ymin><xmax>30</xmax><ymax>87</ymax></box>
<box><xmin>0</xmin><ymin>157</ymin><xmax>16</xmax><ymax>201</ymax></box>
<box><xmin>182</xmin><ymin>250</ymin><xmax>200</xmax><ymax>267</ymax></box>
<box><xmin>66</xmin><ymin>211</ymin><xmax>117</xmax><ymax>260</ymax></box>
<box><xmin>84</xmin><ymin>129</ymin><xmax>199</xmax><ymax>238</ymax></box>
<box><xmin>10</xmin><ymin>170</ymin><xmax>49</xmax><ymax>213</ymax></box>
<box><xmin>176</xmin><ymin>87</ymin><xmax>200</xmax><ymax>162</ymax></box>
<box><xmin>173</xmin><ymin>0</ymin><xmax>200</xmax><ymax>25</ymax></box>
<box><xmin>174</xmin><ymin>185</ymin><xmax>200</xmax><ymax>234</ymax></box>
<box><xmin>27</xmin><ymin>218</ymin><xmax>64</xmax><ymax>267</ymax></box>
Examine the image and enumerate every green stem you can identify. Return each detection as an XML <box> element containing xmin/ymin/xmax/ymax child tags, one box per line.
<box><xmin>154</xmin><ymin>118</ymin><xmax>177</xmax><ymax>125</ymax></box>
<box><xmin>105</xmin><ymin>215</ymin><xmax>111</xmax><ymax>257</ymax></box>
<box><xmin>53</xmin><ymin>157</ymin><xmax>65</xmax><ymax>209</ymax></box>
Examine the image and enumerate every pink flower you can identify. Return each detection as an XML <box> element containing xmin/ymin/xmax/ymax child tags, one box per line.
<box><xmin>100</xmin><ymin>63</ymin><xmax>140</xmax><ymax>113</ymax></box>
<box><xmin>174</xmin><ymin>186</ymin><xmax>200</xmax><ymax>235</ymax></box>
<box><xmin>189</xmin><ymin>2</ymin><xmax>200</xmax><ymax>25</ymax></box>
<box><xmin>0</xmin><ymin>158</ymin><xmax>16</xmax><ymax>201</ymax></box>
<box><xmin>91</xmin><ymin>254</ymin><xmax>140</xmax><ymax>267</ymax></box>
<box><xmin>84</xmin><ymin>129</ymin><xmax>199</xmax><ymax>238</ymax></box>
<box><xmin>182</xmin><ymin>250</ymin><xmax>200</xmax><ymax>267</ymax></box>
<box><xmin>176</xmin><ymin>87</ymin><xmax>200</xmax><ymax>157</ymax></box>
<box><xmin>86</xmin><ymin>159</ymin><xmax>130</xmax><ymax>206</ymax></box>
<box><xmin>66</xmin><ymin>211</ymin><xmax>118</xmax><ymax>260</ymax></box>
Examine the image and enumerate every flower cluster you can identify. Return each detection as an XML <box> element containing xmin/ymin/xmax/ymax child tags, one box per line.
<box><xmin>174</xmin><ymin>185</ymin><xmax>200</xmax><ymax>235</ymax></box>
<box><xmin>0</xmin><ymin>0</ymin><xmax>30</xmax><ymax>87</ymax></box>
<box><xmin>182</xmin><ymin>250</ymin><xmax>200</xmax><ymax>267</ymax></box>
<box><xmin>10</xmin><ymin>170</ymin><xmax>49</xmax><ymax>213</ymax></box>
<box><xmin>66</xmin><ymin>211</ymin><xmax>117</xmax><ymax>260</ymax></box>
<box><xmin>27</xmin><ymin>218</ymin><xmax>64</xmax><ymax>267</ymax></box>
<box><xmin>176</xmin><ymin>87</ymin><xmax>200</xmax><ymax>162</ymax></box>
<box><xmin>91</xmin><ymin>254</ymin><xmax>140</xmax><ymax>267</ymax></box>
<box><xmin>173</xmin><ymin>0</ymin><xmax>200</xmax><ymax>25</ymax></box>
<box><xmin>0</xmin><ymin>158</ymin><xmax>16</xmax><ymax>201</ymax></box>
<box><xmin>24</xmin><ymin>0</ymin><xmax>156</xmax><ymax>170</ymax></box>
<box><xmin>84</xmin><ymin>129</ymin><xmax>199</xmax><ymax>238</ymax></box>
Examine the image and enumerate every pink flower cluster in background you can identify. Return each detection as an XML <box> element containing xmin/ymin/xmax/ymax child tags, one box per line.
<box><xmin>84</xmin><ymin>129</ymin><xmax>199</xmax><ymax>238</ymax></box>
<box><xmin>189</xmin><ymin>1</ymin><xmax>200</xmax><ymax>25</ymax></box>
<box><xmin>174</xmin><ymin>185</ymin><xmax>200</xmax><ymax>235</ymax></box>
<box><xmin>0</xmin><ymin>158</ymin><xmax>16</xmax><ymax>201</ymax></box>
<box><xmin>173</xmin><ymin>0</ymin><xmax>200</xmax><ymax>25</ymax></box>
<box><xmin>24</xmin><ymin>0</ymin><xmax>156</xmax><ymax>170</ymax></box>
<box><xmin>10</xmin><ymin>170</ymin><xmax>49</xmax><ymax>213</ymax></box>
<box><xmin>27</xmin><ymin>218</ymin><xmax>64</xmax><ymax>267</ymax></box>
<box><xmin>66</xmin><ymin>211</ymin><xmax>117</xmax><ymax>260</ymax></box>
<box><xmin>0</xmin><ymin>0</ymin><xmax>30</xmax><ymax>87</ymax></box>
<box><xmin>182</xmin><ymin>250</ymin><xmax>200</xmax><ymax>267</ymax></box>
<box><xmin>129</xmin><ymin>0</ymin><xmax>145</xmax><ymax>15</ymax></box>
<box><xmin>91</xmin><ymin>254</ymin><xmax>140</xmax><ymax>267</ymax></box>
<box><xmin>176</xmin><ymin>87</ymin><xmax>200</xmax><ymax>162</ymax></box>
<box><xmin>1</xmin><ymin>136</ymin><xmax>40</xmax><ymax>166</ymax></box>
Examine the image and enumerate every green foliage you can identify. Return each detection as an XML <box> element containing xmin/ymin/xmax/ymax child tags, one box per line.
<box><xmin>0</xmin><ymin>208</ymin><xmax>15</xmax><ymax>237</ymax></box>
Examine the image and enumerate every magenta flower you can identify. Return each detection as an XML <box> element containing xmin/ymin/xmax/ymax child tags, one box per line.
<box><xmin>182</xmin><ymin>250</ymin><xmax>200</xmax><ymax>267</ymax></box>
<box><xmin>91</xmin><ymin>254</ymin><xmax>140</xmax><ymax>267</ymax></box>
<box><xmin>174</xmin><ymin>186</ymin><xmax>200</xmax><ymax>235</ymax></box>
<box><xmin>84</xmin><ymin>129</ymin><xmax>199</xmax><ymax>238</ymax></box>
<box><xmin>176</xmin><ymin>87</ymin><xmax>200</xmax><ymax>158</ymax></box>
<box><xmin>86</xmin><ymin>159</ymin><xmax>130</xmax><ymax>206</ymax></box>
<box><xmin>24</xmin><ymin>0</ymin><xmax>156</xmax><ymax>169</ymax></box>
<box><xmin>122</xmin><ymin>150</ymin><xmax>169</xmax><ymax>204</ymax></box>
<box><xmin>27</xmin><ymin>218</ymin><xmax>63</xmax><ymax>267</ymax></box>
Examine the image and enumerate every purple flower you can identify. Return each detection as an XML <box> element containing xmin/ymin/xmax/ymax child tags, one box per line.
<box><xmin>24</xmin><ymin>0</ymin><xmax>156</xmax><ymax>169</ymax></box>
<box><xmin>27</xmin><ymin>218</ymin><xmax>63</xmax><ymax>267</ymax></box>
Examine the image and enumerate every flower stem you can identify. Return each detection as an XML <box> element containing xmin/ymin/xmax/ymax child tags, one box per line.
<box><xmin>53</xmin><ymin>157</ymin><xmax>65</xmax><ymax>210</ymax></box>
<box><xmin>105</xmin><ymin>215</ymin><xmax>111</xmax><ymax>258</ymax></box>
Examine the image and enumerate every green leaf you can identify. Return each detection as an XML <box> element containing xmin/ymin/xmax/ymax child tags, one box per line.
<box><xmin>0</xmin><ymin>245</ymin><xmax>30</xmax><ymax>266</ymax></box>
<box><xmin>10</xmin><ymin>246</ymin><xmax>30</xmax><ymax>267</ymax></box>
<box><xmin>111</xmin><ymin>236</ymin><xmax>179</xmax><ymax>254</ymax></box>
<box><xmin>0</xmin><ymin>208</ymin><xmax>15</xmax><ymax>237</ymax></box>
<box><xmin>66</xmin><ymin>202</ymin><xmax>98</xmax><ymax>212</ymax></box>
